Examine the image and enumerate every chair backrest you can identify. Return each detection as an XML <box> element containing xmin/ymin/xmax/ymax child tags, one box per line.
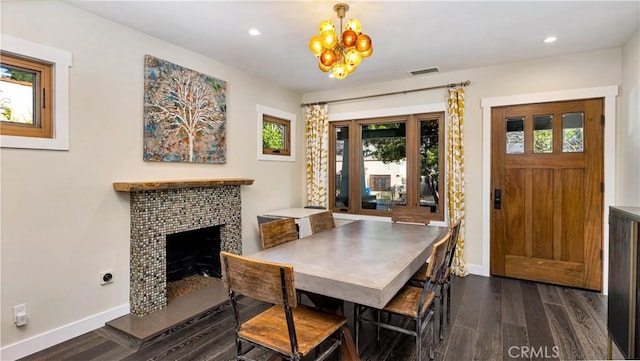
<box><xmin>257</xmin><ymin>215</ymin><xmax>284</xmax><ymax>224</ymax></box>
<box><xmin>415</xmin><ymin>232</ymin><xmax>450</xmax><ymax>314</ymax></box>
<box><xmin>424</xmin><ymin>232</ymin><xmax>451</xmax><ymax>283</ymax></box>
<box><xmin>391</xmin><ymin>206</ymin><xmax>430</xmax><ymax>225</ymax></box>
<box><xmin>220</xmin><ymin>251</ymin><xmax>297</xmax><ymax>307</ymax></box>
<box><xmin>446</xmin><ymin>219</ymin><xmax>462</xmax><ymax>268</ymax></box>
<box><xmin>308</xmin><ymin>210</ymin><xmax>335</xmax><ymax>234</ymax></box>
<box><xmin>259</xmin><ymin>217</ymin><xmax>298</xmax><ymax>249</ymax></box>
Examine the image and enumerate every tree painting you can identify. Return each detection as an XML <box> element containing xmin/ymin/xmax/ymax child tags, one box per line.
<box><xmin>144</xmin><ymin>55</ymin><xmax>227</xmax><ymax>163</ymax></box>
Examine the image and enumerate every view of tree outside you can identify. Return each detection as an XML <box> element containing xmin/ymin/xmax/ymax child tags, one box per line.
<box><xmin>262</xmin><ymin>121</ymin><xmax>285</xmax><ymax>150</ymax></box>
<box><xmin>563</xmin><ymin>127</ymin><xmax>584</xmax><ymax>152</ymax></box>
<box><xmin>562</xmin><ymin>113</ymin><xmax>584</xmax><ymax>152</ymax></box>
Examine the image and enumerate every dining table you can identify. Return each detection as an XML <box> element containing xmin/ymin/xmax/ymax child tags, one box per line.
<box><xmin>249</xmin><ymin>219</ymin><xmax>449</xmax><ymax>360</ymax></box>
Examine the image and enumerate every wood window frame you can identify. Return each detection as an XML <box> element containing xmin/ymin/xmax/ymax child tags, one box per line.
<box><xmin>0</xmin><ymin>52</ymin><xmax>53</xmax><ymax>138</ymax></box>
<box><xmin>329</xmin><ymin>111</ymin><xmax>445</xmax><ymax>221</ymax></box>
<box><xmin>256</xmin><ymin>104</ymin><xmax>296</xmax><ymax>162</ymax></box>
<box><xmin>1</xmin><ymin>34</ymin><xmax>72</xmax><ymax>150</ymax></box>
<box><xmin>262</xmin><ymin>114</ymin><xmax>291</xmax><ymax>156</ymax></box>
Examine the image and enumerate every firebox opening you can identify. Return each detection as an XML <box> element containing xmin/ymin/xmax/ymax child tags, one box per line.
<box><xmin>165</xmin><ymin>225</ymin><xmax>222</xmax><ymax>302</ymax></box>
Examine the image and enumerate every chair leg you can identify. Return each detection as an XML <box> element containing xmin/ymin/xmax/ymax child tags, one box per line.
<box><xmin>236</xmin><ymin>337</ymin><xmax>242</xmax><ymax>359</ymax></box>
<box><xmin>429</xmin><ymin>313</ymin><xmax>435</xmax><ymax>360</ymax></box>
<box><xmin>446</xmin><ymin>282</ymin><xmax>452</xmax><ymax>324</ymax></box>
<box><xmin>439</xmin><ymin>287</ymin><xmax>445</xmax><ymax>340</ymax></box>
<box><xmin>376</xmin><ymin>309</ymin><xmax>381</xmax><ymax>342</ymax></box>
<box><xmin>354</xmin><ymin>304</ymin><xmax>360</xmax><ymax>353</ymax></box>
<box><xmin>416</xmin><ymin>318</ymin><xmax>422</xmax><ymax>361</ymax></box>
<box><xmin>338</xmin><ymin>329</ymin><xmax>344</xmax><ymax>361</ymax></box>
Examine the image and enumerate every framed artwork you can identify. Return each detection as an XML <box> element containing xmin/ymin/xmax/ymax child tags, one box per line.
<box><xmin>143</xmin><ymin>55</ymin><xmax>226</xmax><ymax>163</ymax></box>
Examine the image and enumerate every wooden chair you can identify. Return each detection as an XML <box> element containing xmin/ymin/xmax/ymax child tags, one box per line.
<box><xmin>257</xmin><ymin>215</ymin><xmax>283</xmax><ymax>224</ymax></box>
<box><xmin>220</xmin><ymin>251</ymin><xmax>347</xmax><ymax>361</ymax></box>
<box><xmin>259</xmin><ymin>217</ymin><xmax>298</xmax><ymax>249</ymax></box>
<box><xmin>308</xmin><ymin>210</ymin><xmax>335</xmax><ymax>234</ymax></box>
<box><xmin>354</xmin><ymin>232</ymin><xmax>450</xmax><ymax>361</ymax></box>
<box><xmin>410</xmin><ymin>219</ymin><xmax>461</xmax><ymax>339</ymax></box>
<box><xmin>391</xmin><ymin>206</ymin><xmax>430</xmax><ymax>225</ymax></box>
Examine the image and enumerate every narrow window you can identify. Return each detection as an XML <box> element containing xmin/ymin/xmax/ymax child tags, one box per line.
<box><xmin>0</xmin><ymin>52</ymin><xmax>53</xmax><ymax>138</ymax></box>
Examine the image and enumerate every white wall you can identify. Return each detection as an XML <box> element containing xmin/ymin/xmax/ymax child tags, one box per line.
<box><xmin>302</xmin><ymin>47</ymin><xmax>623</xmax><ymax>272</ymax></box>
<box><xmin>0</xmin><ymin>1</ymin><xmax>304</xmax><ymax>355</ymax></box>
<box><xmin>619</xmin><ymin>27</ymin><xmax>640</xmax><ymax>206</ymax></box>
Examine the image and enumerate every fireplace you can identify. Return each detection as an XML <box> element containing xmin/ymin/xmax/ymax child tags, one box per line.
<box><xmin>166</xmin><ymin>225</ymin><xmax>222</xmax><ymax>281</ymax></box>
<box><xmin>114</xmin><ymin>178</ymin><xmax>253</xmax><ymax>316</ymax></box>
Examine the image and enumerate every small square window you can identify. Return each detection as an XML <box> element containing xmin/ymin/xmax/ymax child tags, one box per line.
<box><xmin>262</xmin><ymin>114</ymin><xmax>291</xmax><ymax>156</ymax></box>
<box><xmin>257</xmin><ymin>105</ymin><xmax>296</xmax><ymax>162</ymax></box>
<box><xmin>1</xmin><ymin>35</ymin><xmax>72</xmax><ymax>150</ymax></box>
<box><xmin>0</xmin><ymin>52</ymin><xmax>53</xmax><ymax>138</ymax></box>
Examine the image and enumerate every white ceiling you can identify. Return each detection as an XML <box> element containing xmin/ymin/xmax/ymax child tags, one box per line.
<box><xmin>65</xmin><ymin>1</ymin><xmax>639</xmax><ymax>93</ymax></box>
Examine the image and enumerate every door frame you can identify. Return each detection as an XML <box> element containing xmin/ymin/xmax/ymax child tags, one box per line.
<box><xmin>480</xmin><ymin>85</ymin><xmax>618</xmax><ymax>294</ymax></box>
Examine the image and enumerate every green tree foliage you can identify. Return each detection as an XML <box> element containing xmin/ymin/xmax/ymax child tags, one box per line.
<box><xmin>533</xmin><ymin>129</ymin><xmax>553</xmax><ymax>153</ymax></box>
<box><xmin>263</xmin><ymin>122</ymin><xmax>284</xmax><ymax>149</ymax></box>
<box><xmin>9</xmin><ymin>69</ymin><xmax>33</xmax><ymax>83</ymax></box>
<box><xmin>363</xmin><ymin>122</ymin><xmax>439</xmax><ymax>178</ymax></box>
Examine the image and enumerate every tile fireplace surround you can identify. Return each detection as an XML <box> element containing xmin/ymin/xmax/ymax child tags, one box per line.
<box><xmin>114</xmin><ymin>178</ymin><xmax>254</xmax><ymax>316</ymax></box>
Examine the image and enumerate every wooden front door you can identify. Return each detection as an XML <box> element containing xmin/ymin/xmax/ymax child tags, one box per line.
<box><xmin>490</xmin><ymin>98</ymin><xmax>604</xmax><ymax>290</ymax></box>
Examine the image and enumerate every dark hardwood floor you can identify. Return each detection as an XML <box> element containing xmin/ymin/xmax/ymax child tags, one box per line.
<box><xmin>18</xmin><ymin>275</ymin><xmax>620</xmax><ymax>361</ymax></box>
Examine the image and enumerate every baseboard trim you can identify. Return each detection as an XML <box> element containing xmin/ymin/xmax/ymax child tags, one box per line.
<box><xmin>0</xmin><ymin>303</ymin><xmax>130</xmax><ymax>361</ymax></box>
<box><xmin>466</xmin><ymin>263</ymin><xmax>488</xmax><ymax>277</ymax></box>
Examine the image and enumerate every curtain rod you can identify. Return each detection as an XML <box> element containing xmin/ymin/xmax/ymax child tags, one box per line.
<box><xmin>300</xmin><ymin>80</ymin><xmax>470</xmax><ymax>107</ymax></box>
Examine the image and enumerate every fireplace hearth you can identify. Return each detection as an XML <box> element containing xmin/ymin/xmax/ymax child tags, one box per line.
<box><xmin>114</xmin><ymin>178</ymin><xmax>253</xmax><ymax>316</ymax></box>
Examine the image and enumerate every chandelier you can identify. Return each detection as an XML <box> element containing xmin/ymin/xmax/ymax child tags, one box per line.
<box><xmin>308</xmin><ymin>3</ymin><xmax>373</xmax><ymax>79</ymax></box>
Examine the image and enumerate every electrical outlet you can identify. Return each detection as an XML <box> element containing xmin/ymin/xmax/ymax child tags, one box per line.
<box><xmin>100</xmin><ymin>270</ymin><xmax>114</xmax><ymax>285</ymax></box>
<box><xmin>13</xmin><ymin>304</ymin><xmax>27</xmax><ymax>327</ymax></box>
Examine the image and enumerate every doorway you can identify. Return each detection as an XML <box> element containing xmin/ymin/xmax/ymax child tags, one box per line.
<box><xmin>490</xmin><ymin>98</ymin><xmax>604</xmax><ymax>290</ymax></box>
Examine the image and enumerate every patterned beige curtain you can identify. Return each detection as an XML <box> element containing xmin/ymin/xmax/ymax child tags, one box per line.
<box><xmin>447</xmin><ymin>87</ymin><xmax>469</xmax><ymax>276</ymax></box>
<box><xmin>305</xmin><ymin>104</ymin><xmax>329</xmax><ymax>207</ymax></box>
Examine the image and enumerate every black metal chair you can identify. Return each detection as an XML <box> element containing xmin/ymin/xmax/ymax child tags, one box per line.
<box><xmin>354</xmin><ymin>231</ymin><xmax>451</xmax><ymax>361</ymax></box>
<box><xmin>410</xmin><ymin>219</ymin><xmax>461</xmax><ymax>339</ymax></box>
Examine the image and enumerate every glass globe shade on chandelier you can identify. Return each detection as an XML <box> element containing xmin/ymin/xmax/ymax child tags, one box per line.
<box><xmin>308</xmin><ymin>3</ymin><xmax>373</xmax><ymax>79</ymax></box>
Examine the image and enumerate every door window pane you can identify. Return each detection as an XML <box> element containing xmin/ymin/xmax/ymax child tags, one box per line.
<box><xmin>562</xmin><ymin>112</ymin><xmax>584</xmax><ymax>153</ymax></box>
<box><xmin>533</xmin><ymin>115</ymin><xmax>553</xmax><ymax>153</ymax></box>
<box><xmin>334</xmin><ymin>126</ymin><xmax>350</xmax><ymax>208</ymax></box>
<box><xmin>506</xmin><ymin>117</ymin><xmax>524</xmax><ymax>154</ymax></box>
<box><xmin>419</xmin><ymin>118</ymin><xmax>439</xmax><ymax>211</ymax></box>
<box><xmin>361</xmin><ymin>122</ymin><xmax>406</xmax><ymax>211</ymax></box>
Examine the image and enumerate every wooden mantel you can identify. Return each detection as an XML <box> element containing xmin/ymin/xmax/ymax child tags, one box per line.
<box><xmin>113</xmin><ymin>178</ymin><xmax>254</xmax><ymax>192</ymax></box>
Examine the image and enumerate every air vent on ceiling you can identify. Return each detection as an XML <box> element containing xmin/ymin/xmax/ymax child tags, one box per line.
<box><xmin>410</xmin><ymin>67</ymin><xmax>439</xmax><ymax>76</ymax></box>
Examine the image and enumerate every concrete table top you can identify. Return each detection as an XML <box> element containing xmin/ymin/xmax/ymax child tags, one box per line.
<box><xmin>249</xmin><ymin>220</ymin><xmax>449</xmax><ymax>309</ymax></box>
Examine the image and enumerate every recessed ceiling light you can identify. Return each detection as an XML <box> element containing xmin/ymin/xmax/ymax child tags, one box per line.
<box><xmin>248</xmin><ymin>28</ymin><xmax>261</xmax><ymax>36</ymax></box>
<box><xmin>543</xmin><ymin>36</ymin><xmax>557</xmax><ymax>43</ymax></box>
